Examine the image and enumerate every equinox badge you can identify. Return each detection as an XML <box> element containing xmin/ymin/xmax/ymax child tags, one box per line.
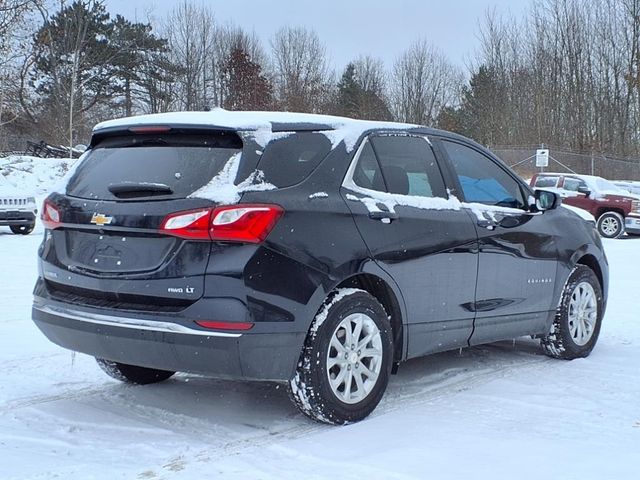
<box><xmin>91</xmin><ymin>213</ymin><xmax>113</xmax><ymax>226</ymax></box>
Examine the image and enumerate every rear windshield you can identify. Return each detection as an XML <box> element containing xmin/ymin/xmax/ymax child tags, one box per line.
<box><xmin>66</xmin><ymin>133</ymin><xmax>242</xmax><ymax>201</ymax></box>
<box><xmin>257</xmin><ymin>132</ymin><xmax>332</xmax><ymax>188</ymax></box>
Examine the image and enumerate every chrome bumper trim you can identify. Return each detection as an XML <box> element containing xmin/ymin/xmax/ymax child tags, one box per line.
<box><xmin>34</xmin><ymin>304</ymin><xmax>242</xmax><ymax>338</ymax></box>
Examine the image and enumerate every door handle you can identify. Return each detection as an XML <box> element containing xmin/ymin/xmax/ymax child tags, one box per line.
<box><xmin>368</xmin><ymin>211</ymin><xmax>399</xmax><ymax>222</ymax></box>
<box><xmin>477</xmin><ymin>218</ymin><xmax>496</xmax><ymax>230</ymax></box>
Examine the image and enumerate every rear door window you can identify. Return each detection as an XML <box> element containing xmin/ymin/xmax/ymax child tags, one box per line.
<box><xmin>369</xmin><ymin>136</ymin><xmax>446</xmax><ymax>198</ymax></box>
<box><xmin>66</xmin><ymin>133</ymin><xmax>242</xmax><ymax>201</ymax></box>
<box><xmin>350</xmin><ymin>135</ymin><xmax>447</xmax><ymax>198</ymax></box>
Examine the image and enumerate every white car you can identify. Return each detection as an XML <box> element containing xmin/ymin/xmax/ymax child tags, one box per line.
<box><xmin>0</xmin><ymin>174</ymin><xmax>37</xmax><ymax>234</ymax></box>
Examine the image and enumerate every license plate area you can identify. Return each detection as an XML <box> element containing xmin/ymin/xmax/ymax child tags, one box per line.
<box><xmin>63</xmin><ymin>230</ymin><xmax>176</xmax><ymax>274</ymax></box>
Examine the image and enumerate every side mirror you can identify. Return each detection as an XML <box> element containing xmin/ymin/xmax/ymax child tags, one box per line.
<box><xmin>577</xmin><ymin>185</ymin><xmax>591</xmax><ymax>196</ymax></box>
<box><xmin>535</xmin><ymin>189</ymin><xmax>560</xmax><ymax>211</ymax></box>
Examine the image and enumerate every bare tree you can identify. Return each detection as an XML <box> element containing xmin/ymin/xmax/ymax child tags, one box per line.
<box><xmin>390</xmin><ymin>39</ymin><xmax>463</xmax><ymax>125</ymax></box>
<box><xmin>353</xmin><ymin>56</ymin><xmax>388</xmax><ymax>98</ymax></box>
<box><xmin>0</xmin><ymin>0</ymin><xmax>42</xmax><ymax>145</ymax></box>
<box><xmin>163</xmin><ymin>1</ymin><xmax>215</xmax><ymax>111</ymax></box>
<box><xmin>270</xmin><ymin>26</ymin><xmax>333</xmax><ymax>112</ymax></box>
<box><xmin>162</xmin><ymin>3</ymin><xmax>268</xmax><ymax>111</ymax></box>
<box><xmin>460</xmin><ymin>0</ymin><xmax>640</xmax><ymax>158</ymax></box>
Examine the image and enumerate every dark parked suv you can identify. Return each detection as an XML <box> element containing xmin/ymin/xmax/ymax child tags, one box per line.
<box><xmin>32</xmin><ymin>111</ymin><xmax>608</xmax><ymax>424</ymax></box>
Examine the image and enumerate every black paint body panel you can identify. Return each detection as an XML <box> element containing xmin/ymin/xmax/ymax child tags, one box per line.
<box><xmin>32</xmin><ymin>122</ymin><xmax>609</xmax><ymax>382</ymax></box>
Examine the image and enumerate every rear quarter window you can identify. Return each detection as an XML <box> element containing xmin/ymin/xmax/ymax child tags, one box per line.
<box><xmin>256</xmin><ymin>132</ymin><xmax>332</xmax><ymax>188</ymax></box>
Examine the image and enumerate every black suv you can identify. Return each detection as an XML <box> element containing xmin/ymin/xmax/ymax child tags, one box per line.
<box><xmin>32</xmin><ymin>111</ymin><xmax>608</xmax><ymax>424</ymax></box>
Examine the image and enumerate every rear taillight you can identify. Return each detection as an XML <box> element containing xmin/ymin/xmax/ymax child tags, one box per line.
<box><xmin>159</xmin><ymin>208</ymin><xmax>212</xmax><ymax>240</ymax></box>
<box><xmin>160</xmin><ymin>204</ymin><xmax>283</xmax><ymax>243</ymax></box>
<box><xmin>210</xmin><ymin>205</ymin><xmax>284</xmax><ymax>243</ymax></box>
<box><xmin>41</xmin><ymin>200</ymin><xmax>61</xmax><ymax>229</ymax></box>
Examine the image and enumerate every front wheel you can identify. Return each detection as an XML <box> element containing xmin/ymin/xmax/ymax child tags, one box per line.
<box><xmin>541</xmin><ymin>265</ymin><xmax>603</xmax><ymax>359</ymax></box>
<box><xmin>289</xmin><ymin>289</ymin><xmax>393</xmax><ymax>425</ymax></box>
<box><xmin>10</xmin><ymin>223</ymin><xmax>34</xmax><ymax>235</ymax></box>
<box><xmin>96</xmin><ymin>358</ymin><xmax>175</xmax><ymax>385</ymax></box>
<box><xmin>596</xmin><ymin>211</ymin><xmax>624</xmax><ymax>238</ymax></box>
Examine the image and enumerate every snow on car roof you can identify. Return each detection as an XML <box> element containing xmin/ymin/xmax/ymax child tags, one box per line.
<box><xmin>93</xmin><ymin>109</ymin><xmax>419</xmax><ymax>152</ymax></box>
<box><xmin>94</xmin><ymin>109</ymin><xmax>414</xmax><ymax>132</ymax></box>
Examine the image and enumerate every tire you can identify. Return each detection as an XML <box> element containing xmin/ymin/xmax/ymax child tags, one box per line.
<box><xmin>541</xmin><ymin>265</ymin><xmax>603</xmax><ymax>359</ymax></box>
<box><xmin>10</xmin><ymin>223</ymin><xmax>34</xmax><ymax>235</ymax></box>
<box><xmin>96</xmin><ymin>358</ymin><xmax>175</xmax><ymax>385</ymax></box>
<box><xmin>596</xmin><ymin>211</ymin><xmax>624</xmax><ymax>238</ymax></box>
<box><xmin>289</xmin><ymin>288</ymin><xmax>393</xmax><ymax>425</ymax></box>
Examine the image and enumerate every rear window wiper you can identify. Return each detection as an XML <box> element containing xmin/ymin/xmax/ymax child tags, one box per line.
<box><xmin>108</xmin><ymin>182</ymin><xmax>174</xmax><ymax>197</ymax></box>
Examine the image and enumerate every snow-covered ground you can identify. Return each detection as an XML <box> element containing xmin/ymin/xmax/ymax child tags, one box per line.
<box><xmin>0</xmin><ymin>157</ymin><xmax>638</xmax><ymax>479</ymax></box>
<box><xmin>0</xmin><ymin>156</ymin><xmax>75</xmax><ymax>196</ymax></box>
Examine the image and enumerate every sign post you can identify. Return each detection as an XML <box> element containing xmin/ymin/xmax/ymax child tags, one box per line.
<box><xmin>536</xmin><ymin>148</ymin><xmax>549</xmax><ymax>172</ymax></box>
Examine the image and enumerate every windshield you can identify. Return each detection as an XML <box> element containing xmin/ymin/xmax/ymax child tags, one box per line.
<box><xmin>595</xmin><ymin>178</ymin><xmax>626</xmax><ymax>194</ymax></box>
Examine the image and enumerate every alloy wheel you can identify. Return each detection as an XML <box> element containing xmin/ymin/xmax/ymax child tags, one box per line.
<box><xmin>326</xmin><ymin>312</ymin><xmax>383</xmax><ymax>404</ymax></box>
<box><xmin>568</xmin><ymin>281</ymin><xmax>598</xmax><ymax>346</ymax></box>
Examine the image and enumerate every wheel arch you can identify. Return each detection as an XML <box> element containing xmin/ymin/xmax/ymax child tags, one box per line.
<box><xmin>333</xmin><ymin>273</ymin><xmax>405</xmax><ymax>364</ymax></box>
<box><xmin>595</xmin><ymin>207</ymin><xmax>625</xmax><ymax>219</ymax></box>
<box><xmin>575</xmin><ymin>253</ymin><xmax>604</xmax><ymax>291</ymax></box>
<box><xmin>566</xmin><ymin>244</ymin><xmax>608</xmax><ymax>307</ymax></box>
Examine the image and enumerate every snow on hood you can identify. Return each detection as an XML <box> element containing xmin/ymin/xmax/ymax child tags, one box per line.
<box><xmin>0</xmin><ymin>174</ymin><xmax>20</xmax><ymax>195</ymax></box>
<box><xmin>93</xmin><ymin>109</ymin><xmax>418</xmax><ymax>153</ymax></box>
<box><xmin>574</xmin><ymin>175</ymin><xmax>640</xmax><ymax>200</ymax></box>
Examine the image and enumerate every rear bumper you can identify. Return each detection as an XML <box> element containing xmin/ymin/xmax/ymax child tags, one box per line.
<box><xmin>0</xmin><ymin>210</ymin><xmax>36</xmax><ymax>226</ymax></box>
<box><xmin>32</xmin><ymin>297</ymin><xmax>305</xmax><ymax>382</ymax></box>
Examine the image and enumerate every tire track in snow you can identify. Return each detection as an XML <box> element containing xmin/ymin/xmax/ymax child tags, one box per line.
<box><xmin>132</xmin><ymin>348</ymin><xmax>552</xmax><ymax>478</ymax></box>
<box><xmin>0</xmin><ymin>383</ymin><xmax>126</xmax><ymax>413</ymax></box>
<box><xmin>1</xmin><ymin>343</ymin><xmax>552</xmax><ymax>478</ymax></box>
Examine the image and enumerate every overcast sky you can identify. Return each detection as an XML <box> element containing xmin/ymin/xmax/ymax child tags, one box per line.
<box><xmin>103</xmin><ymin>0</ymin><xmax>531</xmax><ymax>71</ymax></box>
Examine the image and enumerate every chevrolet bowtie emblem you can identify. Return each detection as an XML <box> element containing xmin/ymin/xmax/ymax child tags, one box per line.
<box><xmin>91</xmin><ymin>213</ymin><xmax>113</xmax><ymax>226</ymax></box>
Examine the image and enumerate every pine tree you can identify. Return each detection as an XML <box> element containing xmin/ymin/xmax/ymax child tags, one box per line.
<box><xmin>336</xmin><ymin>61</ymin><xmax>392</xmax><ymax>121</ymax></box>
<box><xmin>28</xmin><ymin>1</ymin><xmax>117</xmax><ymax>145</ymax></box>
<box><xmin>439</xmin><ymin>65</ymin><xmax>506</xmax><ymax>145</ymax></box>
<box><xmin>109</xmin><ymin>15</ymin><xmax>173</xmax><ymax>116</ymax></box>
<box><xmin>336</xmin><ymin>63</ymin><xmax>361</xmax><ymax>118</ymax></box>
<box><xmin>221</xmin><ymin>46</ymin><xmax>273</xmax><ymax>111</ymax></box>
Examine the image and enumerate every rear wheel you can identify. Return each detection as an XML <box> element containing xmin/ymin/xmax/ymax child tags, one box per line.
<box><xmin>289</xmin><ymin>288</ymin><xmax>393</xmax><ymax>425</ymax></box>
<box><xmin>96</xmin><ymin>358</ymin><xmax>175</xmax><ymax>385</ymax></box>
<box><xmin>596</xmin><ymin>211</ymin><xmax>624</xmax><ymax>238</ymax></box>
<box><xmin>10</xmin><ymin>223</ymin><xmax>34</xmax><ymax>235</ymax></box>
<box><xmin>541</xmin><ymin>265</ymin><xmax>603</xmax><ymax>359</ymax></box>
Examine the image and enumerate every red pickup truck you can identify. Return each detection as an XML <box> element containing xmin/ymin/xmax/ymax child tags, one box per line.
<box><xmin>531</xmin><ymin>172</ymin><xmax>640</xmax><ymax>238</ymax></box>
